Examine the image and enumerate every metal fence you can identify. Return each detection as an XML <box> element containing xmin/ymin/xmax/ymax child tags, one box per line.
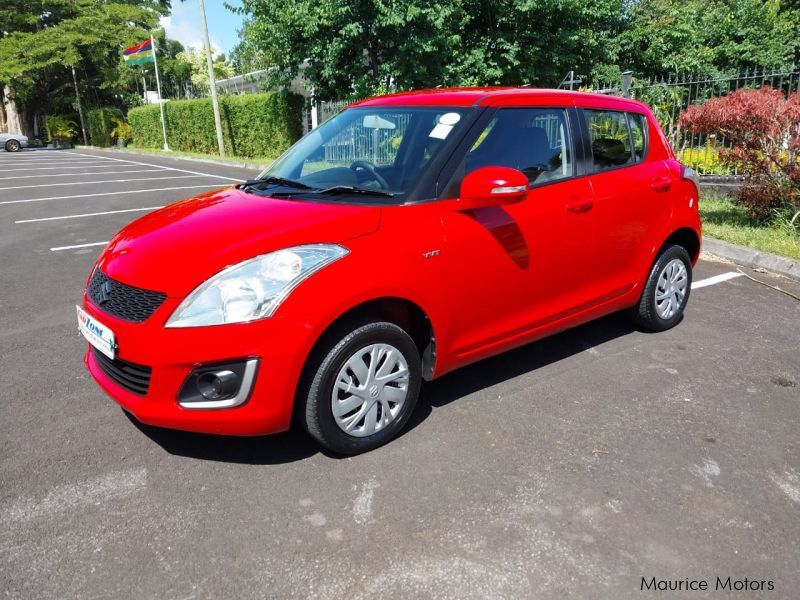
<box><xmin>315</xmin><ymin>67</ymin><xmax>800</xmax><ymax>176</ymax></box>
<box><xmin>323</xmin><ymin>109</ymin><xmax>412</xmax><ymax>165</ymax></box>
<box><xmin>590</xmin><ymin>67</ymin><xmax>800</xmax><ymax>175</ymax></box>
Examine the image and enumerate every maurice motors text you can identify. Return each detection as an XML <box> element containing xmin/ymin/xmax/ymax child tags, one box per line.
<box><xmin>641</xmin><ymin>577</ymin><xmax>774</xmax><ymax>592</ymax></box>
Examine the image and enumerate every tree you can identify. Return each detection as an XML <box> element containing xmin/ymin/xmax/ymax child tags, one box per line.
<box><xmin>0</xmin><ymin>0</ymin><xmax>169</xmax><ymax>137</ymax></box>
<box><xmin>615</xmin><ymin>0</ymin><xmax>800</xmax><ymax>77</ymax></box>
<box><xmin>237</xmin><ymin>0</ymin><xmax>623</xmax><ymax>100</ymax></box>
<box><xmin>176</xmin><ymin>47</ymin><xmax>235</xmax><ymax>91</ymax></box>
<box><xmin>229</xmin><ymin>21</ymin><xmax>267</xmax><ymax>75</ymax></box>
<box><xmin>158</xmin><ymin>38</ymin><xmax>195</xmax><ymax>99</ymax></box>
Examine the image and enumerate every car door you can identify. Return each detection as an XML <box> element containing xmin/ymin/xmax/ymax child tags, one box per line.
<box><xmin>581</xmin><ymin>108</ymin><xmax>674</xmax><ymax>299</ymax></box>
<box><xmin>439</xmin><ymin>105</ymin><xmax>597</xmax><ymax>360</ymax></box>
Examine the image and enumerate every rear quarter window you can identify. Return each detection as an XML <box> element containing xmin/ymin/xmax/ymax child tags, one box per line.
<box><xmin>627</xmin><ymin>112</ymin><xmax>648</xmax><ymax>161</ymax></box>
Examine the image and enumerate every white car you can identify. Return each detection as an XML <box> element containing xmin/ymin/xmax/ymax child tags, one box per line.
<box><xmin>1</xmin><ymin>132</ymin><xmax>28</xmax><ymax>152</ymax></box>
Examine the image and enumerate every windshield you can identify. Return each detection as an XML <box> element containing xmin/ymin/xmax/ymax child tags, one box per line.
<box><xmin>258</xmin><ymin>106</ymin><xmax>470</xmax><ymax>201</ymax></box>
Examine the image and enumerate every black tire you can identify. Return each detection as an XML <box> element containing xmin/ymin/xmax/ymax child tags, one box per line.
<box><xmin>300</xmin><ymin>321</ymin><xmax>422</xmax><ymax>455</ymax></box>
<box><xmin>629</xmin><ymin>245</ymin><xmax>692</xmax><ymax>331</ymax></box>
<box><xmin>5</xmin><ymin>139</ymin><xmax>21</xmax><ymax>152</ymax></box>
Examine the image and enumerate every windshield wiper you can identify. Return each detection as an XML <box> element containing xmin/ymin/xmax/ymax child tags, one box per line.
<box><xmin>237</xmin><ymin>176</ymin><xmax>313</xmax><ymax>191</ymax></box>
<box><xmin>316</xmin><ymin>185</ymin><xmax>394</xmax><ymax>197</ymax></box>
<box><xmin>272</xmin><ymin>185</ymin><xmax>394</xmax><ymax>198</ymax></box>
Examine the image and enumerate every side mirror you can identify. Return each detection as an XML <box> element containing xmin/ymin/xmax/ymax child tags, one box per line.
<box><xmin>459</xmin><ymin>166</ymin><xmax>528</xmax><ymax>210</ymax></box>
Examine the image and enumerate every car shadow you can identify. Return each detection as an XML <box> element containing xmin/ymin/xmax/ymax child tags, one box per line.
<box><xmin>406</xmin><ymin>311</ymin><xmax>638</xmax><ymax>427</ymax></box>
<box><xmin>126</xmin><ymin>411</ymin><xmax>321</xmax><ymax>465</ymax></box>
<box><xmin>131</xmin><ymin>311</ymin><xmax>638</xmax><ymax>465</ymax></box>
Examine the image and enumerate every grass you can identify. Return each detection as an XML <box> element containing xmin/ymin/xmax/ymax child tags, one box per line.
<box><xmin>122</xmin><ymin>144</ymin><xmax>276</xmax><ymax>167</ymax></box>
<box><xmin>700</xmin><ymin>192</ymin><xmax>800</xmax><ymax>260</ymax></box>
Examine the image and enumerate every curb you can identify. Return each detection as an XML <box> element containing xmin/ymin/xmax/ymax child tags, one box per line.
<box><xmin>75</xmin><ymin>145</ymin><xmax>271</xmax><ymax>171</ymax></box>
<box><xmin>702</xmin><ymin>236</ymin><xmax>799</xmax><ymax>281</ymax></box>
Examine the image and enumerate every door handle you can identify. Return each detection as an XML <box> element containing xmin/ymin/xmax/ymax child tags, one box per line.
<box><xmin>566</xmin><ymin>197</ymin><xmax>593</xmax><ymax>214</ymax></box>
<box><xmin>651</xmin><ymin>176</ymin><xmax>672</xmax><ymax>192</ymax></box>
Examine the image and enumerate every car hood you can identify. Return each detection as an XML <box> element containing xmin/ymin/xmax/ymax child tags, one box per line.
<box><xmin>96</xmin><ymin>186</ymin><xmax>381</xmax><ymax>297</ymax></box>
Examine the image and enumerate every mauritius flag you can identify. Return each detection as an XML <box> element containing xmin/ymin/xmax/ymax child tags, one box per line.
<box><xmin>123</xmin><ymin>39</ymin><xmax>155</xmax><ymax>65</ymax></box>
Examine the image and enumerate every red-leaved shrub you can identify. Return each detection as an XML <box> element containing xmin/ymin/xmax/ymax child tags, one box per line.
<box><xmin>679</xmin><ymin>86</ymin><xmax>800</xmax><ymax>220</ymax></box>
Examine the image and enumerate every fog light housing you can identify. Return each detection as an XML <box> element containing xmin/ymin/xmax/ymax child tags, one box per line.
<box><xmin>178</xmin><ymin>358</ymin><xmax>259</xmax><ymax>409</ymax></box>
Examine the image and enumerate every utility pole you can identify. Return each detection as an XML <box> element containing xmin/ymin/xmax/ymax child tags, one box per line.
<box><xmin>198</xmin><ymin>0</ymin><xmax>225</xmax><ymax>157</ymax></box>
<box><xmin>70</xmin><ymin>65</ymin><xmax>88</xmax><ymax>145</ymax></box>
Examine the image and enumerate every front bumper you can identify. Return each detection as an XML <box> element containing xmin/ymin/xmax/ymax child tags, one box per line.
<box><xmin>81</xmin><ymin>294</ymin><xmax>312</xmax><ymax>436</ymax></box>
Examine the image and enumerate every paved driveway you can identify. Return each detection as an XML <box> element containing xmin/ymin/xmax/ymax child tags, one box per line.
<box><xmin>1</xmin><ymin>149</ymin><xmax>798</xmax><ymax>599</ymax></box>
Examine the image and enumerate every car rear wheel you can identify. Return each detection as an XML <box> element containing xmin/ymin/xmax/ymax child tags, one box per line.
<box><xmin>629</xmin><ymin>245</ymin><xmax>692</xmax><ymax>331</ymax></box>
<box><xmin>5</xmin><ymin>139</ymin><xmax>21</xmax><ymax>152</ymax></box>
<box><xmin>300</xmin><ymin>321</ymin><xmax>422</xmax><ymax>454</ymax></box>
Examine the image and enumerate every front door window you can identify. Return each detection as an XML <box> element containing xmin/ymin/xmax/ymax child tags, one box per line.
<box><xmin>465</xmin><ymin>108</ymin><xmax>573</xmax><ymax>185</ymax></box>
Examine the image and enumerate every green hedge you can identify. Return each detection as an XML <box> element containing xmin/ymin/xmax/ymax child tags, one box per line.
<box><xmin>86</xmin><ymin>107</ymin><xmax>123</xmax><ymax>147</ymax></box>
<box><xmin>128</xmin><ymin>92</ymin><xmax>304</xmax><ymax>158</ymax></box>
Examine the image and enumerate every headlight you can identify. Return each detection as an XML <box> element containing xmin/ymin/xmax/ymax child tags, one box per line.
<box><xmin>165</xmin><ymin>244</ymin><xmax>348</xmax><ymax>327</ymax></box>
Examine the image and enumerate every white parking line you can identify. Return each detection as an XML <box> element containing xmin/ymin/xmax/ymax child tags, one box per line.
<box><xmin>75</xmin><ymin>153</ymin><xmax>242</xmax><ymax>182</ymax></box>
<box><xmin>1</xmin><ymin>150</ymin><xmax>81</xmax><ymax>155</ymax></box>
<box><xmin>0</xmin><ymin>164</ymin><xmax>149</xmax><ymax>172</ymax></box>
<box><xmin>50</xmin><ymin>241</ymin><xmax>109</xmax><ymax>252</ymax></box>
<box><xmin>0</xmin><ymin>184</ymin><xmax>224</xmax><ymax>205</ymax></box>
<box><xmin>17</xmin><ymin>206</ymin><xmax>164</xmax><ymax>223</ymax></box>
<box><xmin>0</xmin><ymin>159</ymin><xmax>116</xmax><ymax>166</ymax></box>
<box><xmin>0</xmin><ymin>169</ymin><xmax>167</xmax><ymax>180</ymax></box>
<box><xmin>691</xmin><ymin>272</ymin><xmax>743</xmax><ymax>289</ymax></box>
<box><xmin>0</xmin><ymin>158</ymin><xmax>69</xmax><ymax>162</ymax></box>
<box><xmin>0</xmin><ymin>174</ymin><xmax>212</xmax><ymax>191</ymax></box>
<box><xmin>0</xmin><ymin>155</ymin><xmax>87</xmax><ymax>160</ymax></box>
<box><xmin>0</xmin><ymin>157</ymin><xmax>114</xmax><ymax>161</ymax></box>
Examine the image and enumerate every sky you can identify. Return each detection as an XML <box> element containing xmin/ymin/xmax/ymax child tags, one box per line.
<box><xmin>160</xmin><ymin>0</ymin><xmax>245</xmax><ymax>57</ymax></box>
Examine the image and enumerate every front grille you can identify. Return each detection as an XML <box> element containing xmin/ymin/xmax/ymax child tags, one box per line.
<box><xmin>92</xmin><ymin>347</ymin><xmax>152</xmax><ymax>396</ymax></box>
<box><xmin>87</xmin><ymin>269</ymin><xmax>167</xmax><ymax>322</ymax></box>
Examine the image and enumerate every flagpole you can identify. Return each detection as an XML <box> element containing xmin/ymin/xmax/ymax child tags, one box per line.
<box><xmin>150</xmin><ymin>34</ymin><xmax>170</xmax><ymax>151</ymax></box>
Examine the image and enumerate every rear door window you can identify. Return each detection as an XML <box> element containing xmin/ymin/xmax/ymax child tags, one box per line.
<box><xmin>466</xmin><ymin>108</ymin><xmax>573</xmax><ymax>185</ymax></box>
<box><xmin>584</xmin><ymin>110</ymin><xmax>634</xmax><ymax>171</ymax></box>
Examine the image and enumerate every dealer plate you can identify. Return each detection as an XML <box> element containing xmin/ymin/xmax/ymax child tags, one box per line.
<box><xmin>76</xmin><ymin>306</ymin><xmax>116</xmax><ymax>360</ymax></box>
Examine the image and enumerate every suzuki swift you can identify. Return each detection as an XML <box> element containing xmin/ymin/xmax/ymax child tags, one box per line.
<box><xmin>79</xmin><ymin>88</ymin><xmax>701</xmax><ymax>454</ymax></box>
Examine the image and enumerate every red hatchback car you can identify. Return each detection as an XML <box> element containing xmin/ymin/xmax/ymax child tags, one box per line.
<box><xmin>79</xmin><ymin>88</ymin><xmax>701</xmax><ymax>454</ymax></box>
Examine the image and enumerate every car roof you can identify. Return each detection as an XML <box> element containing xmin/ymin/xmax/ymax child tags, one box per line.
<box><xmin>351</xmin><ymin>87</ymin><xmax>649</xmax><ymax>111</ymax></box>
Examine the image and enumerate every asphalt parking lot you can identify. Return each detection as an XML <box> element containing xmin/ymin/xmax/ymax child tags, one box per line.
<box><xmin>1</xmin><ymin>148</ymin><xmax>798</xmax><ymax>599</ymax></box>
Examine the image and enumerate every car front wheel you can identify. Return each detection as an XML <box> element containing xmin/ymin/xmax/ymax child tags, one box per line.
<box><xmin>5</xmin><ymin>139</ymin><xmax>21</xmax><ymax>152</ymax></box>
<box><xmin>630</xmin><ymin>245</ymin><xmax>692</xmax><ymax>331</ymax></box>
<box><xmin>300</xmin><ymin>321</ymin><xmax>422</xmax><ymax>454</ymax></box>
